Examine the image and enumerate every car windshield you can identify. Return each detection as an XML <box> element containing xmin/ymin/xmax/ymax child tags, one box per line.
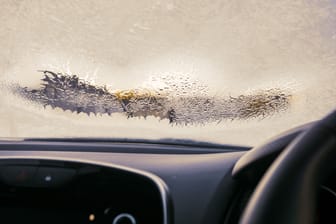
<box><xmin>0</xmin><ymin>0</ymin><xmax>335</xmax><ymax>146</ymax></box>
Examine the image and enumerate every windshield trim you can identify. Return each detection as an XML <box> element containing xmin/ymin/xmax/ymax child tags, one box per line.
<box><xmin>0</xmin><ymin>137</ymin><xmax>250</xmax><ymax>154</ymax></box>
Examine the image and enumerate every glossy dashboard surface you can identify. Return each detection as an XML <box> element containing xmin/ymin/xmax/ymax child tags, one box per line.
<box><xmin>0</xmin><ymin>145</ymin><xmax>244</xmax><ymax>224</ymax></box>
<box><xmin>0</xmin><ymin>158</ymin><xmax>167</xmax><ymax>224</ymax></box>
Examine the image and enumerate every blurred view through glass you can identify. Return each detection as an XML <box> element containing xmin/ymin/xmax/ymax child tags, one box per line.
<box><xmin>0</xmin><ymin>0</ymin><xmax>335</xmax><ymax>146</ymax></box>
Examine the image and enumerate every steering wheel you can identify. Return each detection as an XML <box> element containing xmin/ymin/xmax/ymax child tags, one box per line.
<box><xmin>240</xmin><ymin>110</ymin><xmax>336</xmax><ymax>224</ymax></box>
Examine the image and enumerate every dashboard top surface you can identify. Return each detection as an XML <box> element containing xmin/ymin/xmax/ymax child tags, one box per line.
<box><xmin>0</xmin><ymin>148</ymin><xmax>245</xmax><ymax>224</ymax></box>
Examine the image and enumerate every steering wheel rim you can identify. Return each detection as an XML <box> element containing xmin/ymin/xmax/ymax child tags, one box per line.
<box><xmin>239</xmin><ymin>110</ymin><xmax>336</xmax><ymax>224</ymax></box>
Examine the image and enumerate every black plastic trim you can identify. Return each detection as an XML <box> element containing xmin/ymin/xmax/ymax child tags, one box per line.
<box><xmin>232</xmin><ymin>122</ymin><xmax>314</xmax><ymax>180</ymax></box>
<box><xmin>0</xmin><ymin>140</ymin><xmax>249</xmax><ymax>154</ymax></box>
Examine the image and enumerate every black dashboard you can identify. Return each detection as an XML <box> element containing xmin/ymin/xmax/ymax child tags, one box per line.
<box><xmin>0</xmin><ymin>158</ymin><xmax>167</xmax><ymax>224</ymax></box>
<box><xmin>0</xmin><ymin>141</ymin><xmax>245</xmax><ymax>224</ymax></box>
<box><xmin>0</xmin><ymin>122</ymin><xmax>335</xmax><ymax>224</ymax></box>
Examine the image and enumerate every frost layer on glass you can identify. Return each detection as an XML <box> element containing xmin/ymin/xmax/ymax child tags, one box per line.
<box><xmin>0</xmin><ymin>0</ymin><xmax>335</xmax><ymax>145</ymax></box>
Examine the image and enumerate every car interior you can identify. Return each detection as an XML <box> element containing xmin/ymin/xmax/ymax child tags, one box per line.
<box><xmin>0</xmin><ymin>110</ymin><xmax>335</xmax><ymax>224</ymax></box>
<box><xmin>1</xmin><ymin>1</ymin><xmax>336</xmax><ymax>224</ymax></box>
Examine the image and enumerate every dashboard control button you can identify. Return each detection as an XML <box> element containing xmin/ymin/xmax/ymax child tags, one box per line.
<box><xmin>0</xmin><ymin>166</ymin><xmax>37</xmax><ymax>187</ymax></box>
<box><xmin>35</xmin><ymin>167</ymin><xmax>76</xmax><ymax>187</ymax></box>
<box><xmin>112</xmin><ymin>213</ymin><xmax>136</xmax><ymax>224</ymax></box>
